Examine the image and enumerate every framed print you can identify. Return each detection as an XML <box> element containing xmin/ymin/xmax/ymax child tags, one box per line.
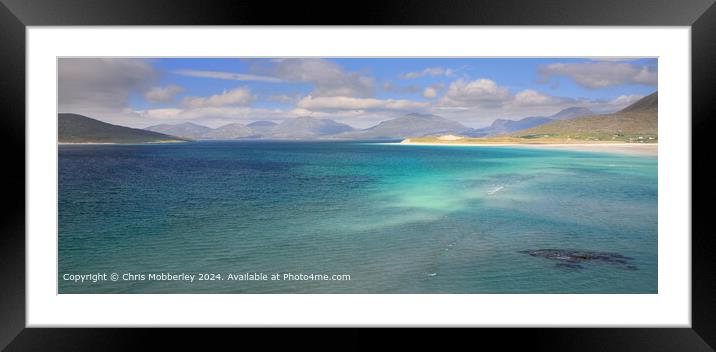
<box><xmin>2</xmin><ymin>0</ymin><xmax>715</xmax><ymax>350</ymax></box>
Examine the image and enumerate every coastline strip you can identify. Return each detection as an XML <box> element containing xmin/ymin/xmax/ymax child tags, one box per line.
<box><xmin>396</xmin><ymin>142</ymin><xmax>658</xmax><ymax>156</ymax></box>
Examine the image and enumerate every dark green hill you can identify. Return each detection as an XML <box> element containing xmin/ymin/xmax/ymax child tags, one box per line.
<box><xmin>510</xmin><ymin>92</ymin><xmax>657</xmax><ymax>142</ymax></box>
<box><xmin>59</xmin><ymin>113</ymin><xmax>188</xmax><ymax>144</ymax></box>
<box><xmin>618</xmin><ymin>91</ymin><xmax>657</xmax><ymax>113</ymax></box>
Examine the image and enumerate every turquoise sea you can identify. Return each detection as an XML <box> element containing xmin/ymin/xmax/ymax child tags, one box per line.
<box><xmin>58</xmin><ymin>141</ymin><xmax>657</xmax><ymax>293</ymax></box>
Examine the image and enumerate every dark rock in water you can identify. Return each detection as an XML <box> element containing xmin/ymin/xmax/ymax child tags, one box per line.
<box><xmin>519</xmin><ymin>249</ymin><xmax>637</xmax><ymax>270</ymax></box>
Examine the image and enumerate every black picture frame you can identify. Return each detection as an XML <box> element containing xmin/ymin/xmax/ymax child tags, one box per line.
<box><xmin>1</xmin><ymin>0</ymin><xmax>713</xmax><ymax>350</ymax></box>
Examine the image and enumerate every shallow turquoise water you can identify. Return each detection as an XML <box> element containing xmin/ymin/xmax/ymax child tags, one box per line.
<box><xmin>59</xmin><ymin>141</ymin><xmax>657</xmax><ymax>293</ymax></box>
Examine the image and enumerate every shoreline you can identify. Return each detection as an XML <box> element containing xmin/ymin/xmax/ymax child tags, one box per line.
<box><xmin>397</xmin><ymin>141</ymin><xmax>658</xmax><ymax>156</ymax></box>
<box><xmin>58</xmin><ymin>140</ymin><xmax>187</xmax><ymax>145</ymax></box>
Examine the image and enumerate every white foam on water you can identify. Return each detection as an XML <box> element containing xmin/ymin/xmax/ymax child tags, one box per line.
<box><xmin>487</xmin><ymin>186</ymin><xmax>505</xmax><ymax>195</ymax></box>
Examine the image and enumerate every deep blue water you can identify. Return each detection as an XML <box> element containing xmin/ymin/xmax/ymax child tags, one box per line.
<box><xmin>59</xmin><ymin>141</ymin><xmax>657</xmax><ymax>293</ymax></box>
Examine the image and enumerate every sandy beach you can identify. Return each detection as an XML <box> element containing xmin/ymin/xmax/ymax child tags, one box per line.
<box><xmin>398</xmin><ymin>141</ymin><xmax>658</xmax><ymax>156</ymax></box>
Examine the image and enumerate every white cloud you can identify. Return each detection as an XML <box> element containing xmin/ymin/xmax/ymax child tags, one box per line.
<box><xmin>539</xmin><ymin>62</ymin><xmax>657</xmax><ymax>89</ymax></box>
<box><xmin>512</xmin><ymin>89</ymin><xmax>564</xmax><ymax>107</ymax></box>
<box><xmin>297</xmin><ymin>96</ymin><xmax>429</xmax><ymax>111</ymax></box>
<box><xmin>181</xmin><ymin>87</ymin><xmax>254</xmax><ymax>108</ymax></box>
<box><xmin>402</xmin><ymin>67</ymin><xmax>455</xmax><ymax>79</ymax></box>
<box><xmin>438</xmin><ymin>78</ymin><xmax>512</xmax><ymax>107</ymax></box>
<box><xmin>268</xmin><ymin>59</ymin><xmax>375</xmax><ymax>97</ymax></box>
<box><xmin>173</xmin><ymin>69</ymin><xmax>283</xmax><ymax>83</ymax></box>
<box><xmin>144</xmin><ymin>85</ymin><xmax>185</xmax><ymax>103</ymax></box>
<box><xmin>138</xmin><ymin>108</ymin><xmax>184</xmax><ymax>120</ymax></box>
<box><xmin>422</xmin><ymin>86</ymin><xmax>438</xmax><ymax>99</ymax></box>
<box><xmin>59</xmin><ymin>58</ymin><xmax>157</xmax><ymax>111</ymax></box>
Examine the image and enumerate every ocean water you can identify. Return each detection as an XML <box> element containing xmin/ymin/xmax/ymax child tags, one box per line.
<box><xmin>58</xmin><ymin>141</ymin><xmax>657</xmax><ymax>293</ymax></box>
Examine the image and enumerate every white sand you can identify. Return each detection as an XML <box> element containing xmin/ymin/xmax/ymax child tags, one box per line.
<box><xmin>436</xmin><ymin>134</ymin><xmax>464</xmax><ymax>141</ymax></box>
<box><xmin>397</xmin><ymin>141</ymin><xmax>658</xmax><ymax>156</ymax></box>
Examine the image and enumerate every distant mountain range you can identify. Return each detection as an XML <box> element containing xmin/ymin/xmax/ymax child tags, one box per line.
<box><xmin>59</xmin><ymin>97</ymin><xmax>652</xmax><ymax>144</ymax></box>
<box><xmin>147</xmin><ymin>117</ymin><xmax>354</xmax><ymax>140</ymax></box>
<box><xmin>331</xmin><ymin>113</ymin><xmax>471</xmax><ymax>140</ymax></box>
<box><xmin>246</xmin><ymin>120</ymin><xmax>278</xmax><ymax>134</ymax></box>
<box><xmin>466</xmin><ymin>107</ymin><xmax>594</xmax><ymax>137</ymax></box>
<box><xmin>58</xmin><ymin>113</ymin><xmax>187</xmax><ymax>144</ymax></box>
<box><xmin>144</xmin><ymin>122</ymin><xmax>212</xmax><ymax>140</ymax></box>
<box><xmin>145</xmin><ymin>113</ymin><xmax>477</xmax><ymax>141</ymax></box>
<box><xmin>202</xmin><ymin>123</ymin><xmax>256</xmax><ymax>139</ymax></box>
<box><xmin>148</xmin><ymin>113</ymin><xmax>474</xmax><ymax>141</ymax></box>
<box><xmin>268</xmin><ymin>116</ymin><xmax>355</xmax><ymax>139</ymax></box>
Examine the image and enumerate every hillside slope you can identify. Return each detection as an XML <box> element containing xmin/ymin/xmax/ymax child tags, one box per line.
<box><xmin>59</xmin><ymin>113</ymin><xmax>188</xmax><ymax>144</ymax></box>
<box><xmin>509</xmin><ymin>92</ymin><xmax>657</xmax><ymax>142</ymax></box>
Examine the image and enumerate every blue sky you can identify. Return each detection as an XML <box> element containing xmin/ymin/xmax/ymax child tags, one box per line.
<box><xmin>59</xmin><ymin>57</ymin><xmax>657</xmax><ymax>128</ymax></box>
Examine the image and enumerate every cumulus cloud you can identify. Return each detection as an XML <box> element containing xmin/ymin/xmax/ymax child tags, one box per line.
<box><xmin>438</xmin><ymin>79</ymin><xmax>512</xmax><ymax>108</ymax></box>
<box><xmin>511</xmin><ymin>89</ymin><xmax>566</xmax><ymax>107</ymax></box>
<box><xmin>173</xmin><ymin>69</ymin><xmax>283</xmax><ymax>83</ymax></box>
<box><xmin>539</xmin><ymin>62</ymin><xmax>657</xmax><ymax>89</ymax></box>
<box><xmin>144</xmin><ymin>85</ymin><xmax>185</xmax><ymax>103</ymax></box>
<box><xmin>402</xmin><ymin>67</ymin><xmax>455</xmax><ymax>79</ymax></box>
<box><xmin>181</xmin><ymin>87</ymin><xmax>254</xmax><ymax>108</ymax></box>
<box><xmin>422</xmin><ymin>87</ymin><xmax>438</xmax><ymax>99</ymax></box>
<box><xmin>59</xmin><ymin>58</ymin><xmax>157</xmax><ymax>111</ymax></box>
<box><xmin>267</xmin><ymin>59</ymin><xmax>375</xmax><ymax>97</ymax></box>
<box><xmin>297</xmin><ymin>96</ymin><xmax>429</xmax><ymax>111</ymax></box>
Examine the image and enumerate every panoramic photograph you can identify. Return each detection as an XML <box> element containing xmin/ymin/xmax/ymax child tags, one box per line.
<box><xmin>58</xmin><ymin>57</ymin><xmax>657</xmax><ymax>293</ymax></box>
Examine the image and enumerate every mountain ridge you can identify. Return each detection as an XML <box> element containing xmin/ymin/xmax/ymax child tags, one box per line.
<box><xmin>146</xmin><ymin>122</ymin><xmax>212</xmax><ymax>140</ymax></box>
<box><xmin>266</xmin><ymin>116</ymin><xmax>355</xmax><ymax>139</ymax></box>
<box><xmin>466</xmin><ymin>106</ymin><xmax>595</xmax><ymax>137</ymax></box>
<box><xmin>332</xmin><ymin>113</ymin><xmax>471</xmax><ymax>140</ymax></box>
